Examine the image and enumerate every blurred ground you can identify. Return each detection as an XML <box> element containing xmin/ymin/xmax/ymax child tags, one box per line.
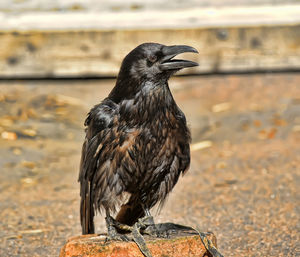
<box><xmin>0</xmin><ymin>73</ymin><xmax>299</xmax><ymax>256</ymax></box>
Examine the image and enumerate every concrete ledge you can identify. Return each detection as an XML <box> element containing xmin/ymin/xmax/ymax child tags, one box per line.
<box><xmin>59</xmin><ymin>232</ymin><xmax>216</xmax><ymax>257</ymax></box>
<box><xmin>0</xmin><ymin>5</ymin><xmax>299</xmax><ymax>78</ymax></box>
<box><xmin>1</xmin><ymin>5</ymin><xmax>300</xmax><ymax>30</ymax></box>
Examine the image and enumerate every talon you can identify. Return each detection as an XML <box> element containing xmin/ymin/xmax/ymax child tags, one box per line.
<box><xmin>196</xmin><ymin>230</ymin><xmax>224</xmax><ymax>257</ymax></box>
<box><xmin>158</xmin><ymin>229</ymin><xmax>170</xmax><ymax>238</ymax></box>
<box><xmin>137</xmin><ymin>215</ymin><xmax>168</xmax><ymax>238</ymax></box>
<box><xmin>105</xmin><ymin>228</ymin><xmax>130</xmax><ymax>242</ymax></box>
<box><xmin>105</xmin><ymin>227</ymin><xmax>130</xmax><ymax>242</ymax></box>
<box><xmin>138</xmin><ymin>215</ymin><xmax>155</xmax><ymax>227</ymax></box>
<box><xmin>105</xmin><ymin>215</ymin><xmax>130</xmax><ymax>242</ymax></box>
<box><xmin>132</xmin><ymin>223</ymin><xmax>153</xmax><ymax>257</ymax></box>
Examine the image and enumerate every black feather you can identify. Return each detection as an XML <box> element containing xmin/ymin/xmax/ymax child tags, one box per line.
<box><xmin>78</xmin><ymin>42</ymin><xmax>195</xmax><ymax>233</ymax></box>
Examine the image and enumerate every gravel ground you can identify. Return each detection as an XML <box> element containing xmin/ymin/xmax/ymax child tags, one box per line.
<box><xmin>0</xmin><ymin>73</ymin><xmax>299</xmax><ymax>256</ymax></box>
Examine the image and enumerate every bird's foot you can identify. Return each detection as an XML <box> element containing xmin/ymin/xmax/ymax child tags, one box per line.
<box><xmin>104</xmin><ymin>231</ymin><xmax>130</xmax><ymax>243</ymax></box>
<box><xmin>105</xmin><ymin>215</ymin><xmax>130</xmax><ymax>242</ymax></box>
<box><xmin>105</xmin><ymin>214</ymin><xmax>158</xmax><ymax>256</ymax></box>
<box><xmin>137</xmin><ymin>215</ymin><xmax>155</xmax><ymax>229</ymax></box>
<box><xmin>132</xmin><ymin>221</ymin><xmax>153</xmax><ymax>257</ymax></box>
<box><xmin>196</xmin><ymin>230</ymin><xmax>224</xmax><ymax>257</ymax></box>
<box><xmin>137</xmin><ymin>215</ymin><xmax>169</xmax><ymax>238</ymax></box>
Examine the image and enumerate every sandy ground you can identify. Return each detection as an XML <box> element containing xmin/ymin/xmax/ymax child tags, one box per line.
<box><xmin>0</xmin><ymin>73</ymin><xmax>299</xmax><ymax>256</ymax></box>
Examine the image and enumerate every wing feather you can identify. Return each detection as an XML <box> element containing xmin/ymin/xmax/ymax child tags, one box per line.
<box><xmin>79</xmin><ymin>99</ymin><xmax>142</xmax><ymax>233</ymax></box>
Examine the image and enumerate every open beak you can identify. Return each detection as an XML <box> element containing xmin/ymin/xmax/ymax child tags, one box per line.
<box><xmin>159</xmin><ymin>45</ymin><xmax>199</xmax><ymax>71</ymax></box>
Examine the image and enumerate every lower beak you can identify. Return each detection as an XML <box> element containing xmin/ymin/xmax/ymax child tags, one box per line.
<box><xmin>159</xmin><ymin>45</ymin><xmax>199</xmax><ymax>71</ymax></box>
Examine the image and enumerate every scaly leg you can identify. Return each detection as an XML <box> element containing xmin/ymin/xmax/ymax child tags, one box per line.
<box><xmin>105</xmin><ymin>210</ymin><xmax>130</xmax><ymax>242</ymax></box>
<box><xmin>139</xmin><ymin>208</ymin><xmax>168</xmax><ymax>238</ymax></box>
<box><xmin>131</xmin><ymin>221</ymin><xmax>153</xmax><ymax>257</ymax></box>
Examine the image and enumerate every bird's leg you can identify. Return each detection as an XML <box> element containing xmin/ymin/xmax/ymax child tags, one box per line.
<box><xmin>105</xmin><ymin>210</ymin><xmax>130</xmax><ymax>242</ymax></box>
<box><xmin>138</xmin><ymin>208</ymin><xmax>168</xmax><ymax>238</ymax></box>
<box><xmin>138</xmin><ymin>208</ymin><xmax>155</xmax><ymax>228</ymax></box>
<box><xmin>131</xmin><ymin>215</ymin><xmax>153</xmax><ymax>257</ymax></box>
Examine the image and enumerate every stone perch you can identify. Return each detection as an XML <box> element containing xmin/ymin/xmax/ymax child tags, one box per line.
<box><xmin>60</xmin><ymin>229</ymin><xmax>218</xmax><ymax>257</ymax></box>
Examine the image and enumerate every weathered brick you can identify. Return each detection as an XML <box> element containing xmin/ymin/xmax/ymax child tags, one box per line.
<box><xmin>59</xmin><ymin>232</ymin><xmax>216</xmax><ymax>257</ymax></box>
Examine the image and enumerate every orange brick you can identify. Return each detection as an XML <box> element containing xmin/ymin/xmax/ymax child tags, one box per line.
<box><xmin>60</xmin><ymin>233</ymin><xmax>216</xmax><ymax>257</ymax></box>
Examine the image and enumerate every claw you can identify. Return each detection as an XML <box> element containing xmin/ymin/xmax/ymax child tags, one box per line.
<box><xmin>138</xmin><ymin>215</ymin><xmax>155</xmax><ymax>227</ymax></box>
<box><xmin>105</xmin><ymin>233</ymin><xmax>130</xmax><ymax>243</ymax></box>
<box><xmin>195</xmin><ymin>229</ymin><xmax>224</xmax><ymax>257</ymax></box>
<box><xmin>132</xmin><ymin>222</ymin><xmax>153</xmax><ymax>257</ymax></box>
<box><xmin>105</xmin><ymin>215</ymin><xmax>130</xmax><ymax>242</ymax></box>
<box><xmin>136</xmin><ymin>215</ymin><xmax>163</xmax><ymax>238</ymax></box>
<box><xmin>105</xmin><ymin>225</ymin><xmax>130</xmax><ymax>242</ymax></box>
<box><xmin>104</xmin><ymin>215</ymin><xmax>223</xmax><ymax>257</ymax></box>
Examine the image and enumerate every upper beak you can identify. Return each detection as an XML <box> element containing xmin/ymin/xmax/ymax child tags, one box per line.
<box><xmin>159</xmin><ymin>45</ymin><xmax>199</xmax><ymax>71</ymax></box>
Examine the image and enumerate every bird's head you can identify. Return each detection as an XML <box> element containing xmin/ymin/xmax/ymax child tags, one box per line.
<box><xmin>118</xmin><ymin>42</ymin><xmax>198</xmax><ymax>83</ymax></box>
<box><xmin>109</xmin><ymin>43</ymin><xmax>198</xmax><ymax>103</ymax></box>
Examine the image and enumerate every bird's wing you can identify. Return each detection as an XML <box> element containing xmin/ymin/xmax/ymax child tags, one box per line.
<box><xmin>79</xmin><ymin>139</ymin><xmax>94</xmax><ymax>234</ymax></box>
<box><xmin>79</xmin><ymin>99</ymin><xmax>140</xmax><ymax>234</ymax></box>
<box><xmin>176</xmin><ymin>109</ymin><xmax>191</xmax><ymax>175</ymax></box>
<box><xmin>79</xmin><ymin>99</ymin><xmax>117</xmax><ymax>234</ymax></box>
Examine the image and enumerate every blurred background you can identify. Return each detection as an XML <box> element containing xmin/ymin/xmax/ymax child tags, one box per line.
<box><xmin>0</xmin><ymin>1</ymin><xmax>299</xmax><ymax>256</ymax></box>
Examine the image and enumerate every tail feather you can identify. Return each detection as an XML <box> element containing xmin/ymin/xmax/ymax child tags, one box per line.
<box><xmin>80</xmin><ymin>185</ymin><xmax>95</xmax><ymax>234</ymax></box>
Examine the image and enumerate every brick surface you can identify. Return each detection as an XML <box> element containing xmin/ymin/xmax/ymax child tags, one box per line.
<box><xmin>59</xmin><ymin>233</ymin><xmax>216</xmax><ymax>257</ymax></box>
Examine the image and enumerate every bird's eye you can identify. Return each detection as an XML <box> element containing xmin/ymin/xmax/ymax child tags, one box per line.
<box><xmin>148</xmin><ymin>55</ymin><xmax>157</xmax><ymax>63</ymax></box>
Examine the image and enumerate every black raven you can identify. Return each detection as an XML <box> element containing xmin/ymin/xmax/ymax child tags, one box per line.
<box><xmin>79</xmin><ymin>43</ymin><xmax>198</xmax><ymax>238</ymax></box>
